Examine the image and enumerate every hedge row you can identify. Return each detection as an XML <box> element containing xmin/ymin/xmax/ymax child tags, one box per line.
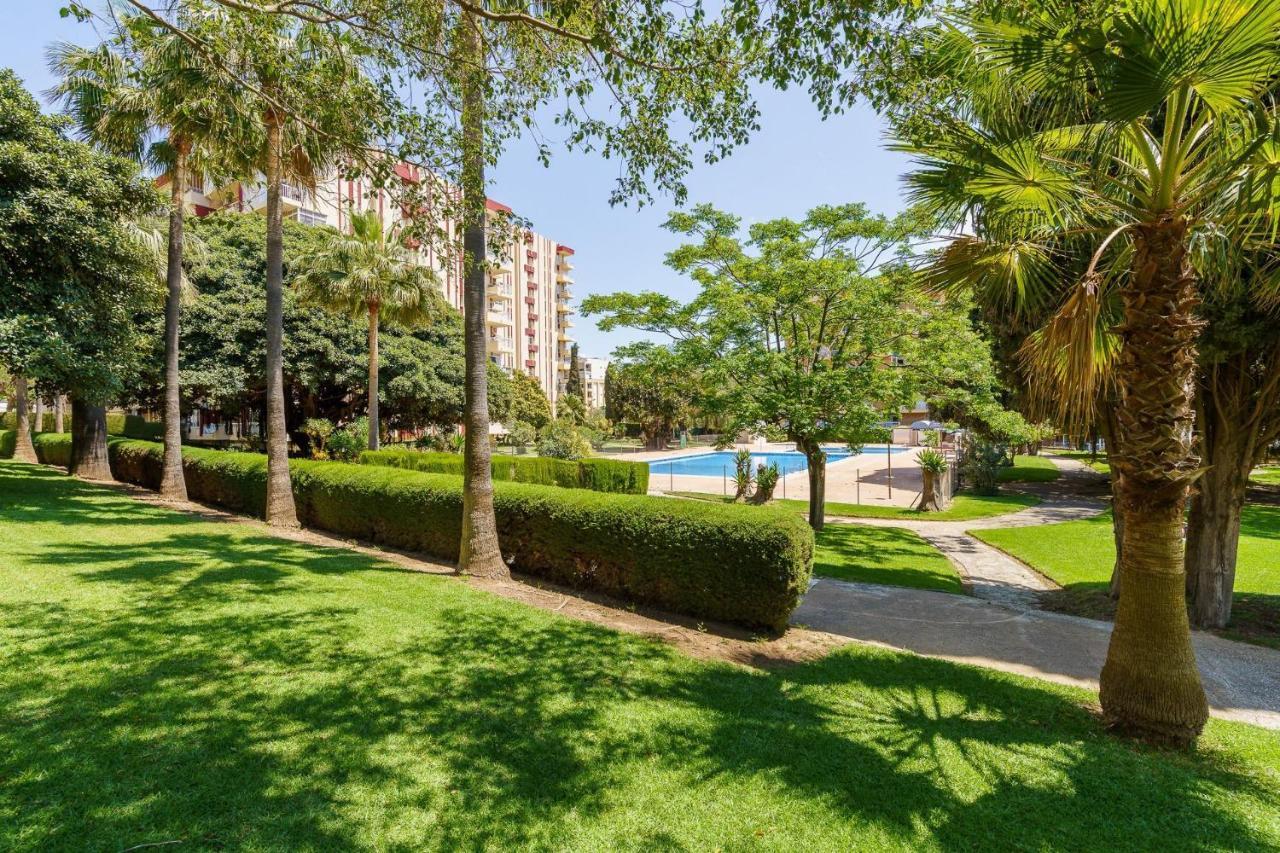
<box><xmin>0</xmin><ymin>412</ymin><xmax>162</xmax><ymax>440</ymax></box>
<box><xmin>33</xmin><ymin>435</ymin><xmax>810</xmax><ymax>631</ymax></box>
<box><xmin>361</xmin><ymin>448</ymin><xmax>650</xmax><ymax>495</ymax></box>
<box><xmin>0</xmin><ymin>430</ymin><xmax>13</xmax><ymax>459</ymax></box>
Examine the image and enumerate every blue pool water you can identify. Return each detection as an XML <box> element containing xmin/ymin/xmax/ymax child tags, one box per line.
<box><xmin>650</xmin><ymin>446</ymin><xmax>908</xmax><ymax>477</ymax></box>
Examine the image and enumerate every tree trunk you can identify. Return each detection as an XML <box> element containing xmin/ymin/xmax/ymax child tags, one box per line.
<box><xmin>263</xmin><ymin>111</ymin><xmax>298</xmax><ymax>528</ymax></box>
<box><xmin>69</xmin><ymin>397</ymin><xmax>112</xmax><ymax>480</ymax></box>
<box><xmin>456</xmin><ymin>15</ymin><xmax>507</xmax><ymax>579</ymax></box>
<box><xmin>1098</xmin><ymin>406</ymin><xmax>1125</xmax><ymax>600</ymax></box>
<box><xmin>800</xmin><ymin>438</ymin><xmax>826</xmax><ymax>531</ymax></box>
<box><xmin>54</xmin><ymin>394</ymin><xmax>64</xmax><ymax>433</ymax></box>
<box><xmin>916</xmin><ymin>468</ymin><xmax>944</xmax><ymax>512</ymax></box>
<box><xmin>367</xmin><ymin>303</ymin><xmax>380</xmax><ymax>451</ymax></box>
<box><xmin>1099</xmin><ymin>217</ymin><xmax>1208</xmax><ymax>744</ymax></box>
<box><xmin>1185</xmin><ymin>453</ymin><xmax>1247</xmax><ymax>630</ymax></box>
<box><xmin>11</xmin><ymin>374</ymin><xmax>37</xmax><ymax>463</ymax></box>
<box><xmin>160</xmin><ymin>142</ymin><xmax>189</xmax><ymax>501</ymax></box>
<box><xmin>33</xmin><ymin>388</ymin><xmax>44</xmax><ymax>434</ymax></box>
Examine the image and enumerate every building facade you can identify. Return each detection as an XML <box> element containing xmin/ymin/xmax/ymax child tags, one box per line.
<box><xmin>173</xmin><ymin>167</ymin><xmax>575</xmax><ymax>410</ymax></box>
<box><xmin>580</xmin><ymin>356</ymin><xmax>609</xmax><ymax>411</ymax></box>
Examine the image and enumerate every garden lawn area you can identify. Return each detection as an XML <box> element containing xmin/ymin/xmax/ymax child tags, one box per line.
<box><xmin>2</xmin><ymin>462</ymin><xmax>1279</xmax><ymax>850</ymax></box>
<box><xmin>1251</xmin><ymin>466</ymin><xmax>1280</xmax><ymax>487</ymax></box>
<box><xmin>673</xmin><ymin>491</ymin><xmax>1040</xmax><ymax>522</ymax></box>
<box><xmin>814</xmin><ymin>524</ymin><xmax>965</xmax><ymax>594</ymax></box>
<box><xmin>972</xmin><ymin>509</ymin><xmax>1280</xmax><ymax>649</ymax></box>
<box><xmin>997</xmin><ymin>454</ymin><xmax>1061</xmax><ymax>483</ymax></box>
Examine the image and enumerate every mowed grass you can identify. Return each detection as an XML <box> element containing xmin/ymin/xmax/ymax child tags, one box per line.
<box><xmin>997</xmin><ymin>454</ymin><xmax>1061</xmax><ymax>483</ymax></box>
<box><xmin>814</xmin><ymin>525</ymin><xmax>965</xmax><ymax>594</ymax></box>
<box><xmin>972</xmin><ymin>509</ymin><xmax>1280</xmax><ymax>648</ymax></box>
<box><xmin>2</xmin><ymin>462</ymin><xmax>1279</xmax><ymax>850</ymax></box>
<box><xmin>672</xmin><ymin>491</ymin><xmax>1040</xmax><ymax>521</ymax></box>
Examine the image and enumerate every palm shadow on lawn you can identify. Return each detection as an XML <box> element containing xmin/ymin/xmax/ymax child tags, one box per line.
<box><xmin>1</xmin><ymin>463</ymin><xmax>1277</xmax><ymax>849</ymax></box>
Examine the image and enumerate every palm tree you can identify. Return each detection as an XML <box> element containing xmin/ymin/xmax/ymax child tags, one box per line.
<box><xmin>295</xmin><ymin>208</ymin><xmax>445</xmax><ymax>450</ymax></box>
<box><xmin>903</xmin><ymin>0</ymin><xmax>1280</xmax><ymax>744</ymax></box>
<box><xmin>10</xmin><ymin>374</ymin><xmax>38</xmax><ymax>463</ymax></box>
<box><xmin>49</xmin><ymin>20</ymin><xmax>242</xmax><ymax>501</ymax></box>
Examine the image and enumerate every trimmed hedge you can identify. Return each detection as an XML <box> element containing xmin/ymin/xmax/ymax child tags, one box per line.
<box><xmin>37</xmin><ymin>435</ymin><xmax>810</xmax><ymax>631</ymax></box>
<box><xmin>33</xmin><ymin>432</ymin><xmax>72</xmax><ymax>466</ymax></box>
<box><xmin>361</xmin><ymin>448</ymin><xmax>650</xmax><ymax>495</ymax></box>
<box><xmin>0</xmin><ymin>430</ymin><xmax>13</xmax><ymax>459</ymax></box>
<box><xmin>0</xmin><ymin>411</ymin><xmax>161</xmax><ymax>439</ymax></box>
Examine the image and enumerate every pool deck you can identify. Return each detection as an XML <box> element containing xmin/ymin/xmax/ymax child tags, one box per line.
<box><xmin>602</xmin><ymin>442</ymin><xmax>927</xmax><ymax>508</ymax></box>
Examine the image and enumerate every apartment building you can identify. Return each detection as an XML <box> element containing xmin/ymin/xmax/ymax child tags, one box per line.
<box><xmin>172</xmin><ymin>166</ymin><xmax>576</xmax><ymax>410</ymax></box>
<box><xmin>580</xmin><ymin>356</ymin><xmax>609</xmax><ymax>411</ymax></box>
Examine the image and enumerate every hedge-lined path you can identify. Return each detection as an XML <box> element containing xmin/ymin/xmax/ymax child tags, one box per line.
<box><xmin>792</xmin><ymin>577</ymin><xmax>1280</xmax><ymax>729</ymax></box>
<box><xmin>826</xmin><ymin>454</ymin><xmax>1109</xmax><ymax>607</ymax></box>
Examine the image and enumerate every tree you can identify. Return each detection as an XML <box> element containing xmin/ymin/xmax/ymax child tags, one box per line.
<box><xmin>506</xmin><ymin>370</ymin><xmax>552</xmax><ymax>431</ymax></box>
<box><xmin>601</xmin><ymin>345</ymin><xmax>696</xmax><ymax>451</ymax></box>
<box><xmin>900</xmin><ymin>0</ymin><xmax>1280</xmax><ymax>743</ymax></box>
<box><xmin>295</xmin><ymin>209</ymin><xmax>445</xmax><ymax>450</ymax></box>
<box><xmin>0</xmin><ymin>70</ymin><xmax>156</xmax><ymax>480</ymax></box>
<box><xmin>564</xmin><ymin>342</ymin><xmax>583</xmax><ymax>398</ymax></box>
<box><xmin>49</xmin><ymin>14</ymin><xmax>245</xmax><ymax>500</ymax></box>
<box><xmin>558</xmin><ymin>392</ymin><xmax>586</xmax><ymax>426</ymax></box>
<box><xmin>98</xmin><ymin>0</ymin><xmax>761</xmax><ymax>578</ymax></box>
<box><xmin>585</xmin><ymin>203</ymin><xmax>984</xmax><ymax>530</ymax></box>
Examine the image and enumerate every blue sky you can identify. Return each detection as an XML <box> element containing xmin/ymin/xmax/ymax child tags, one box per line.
<box><xmin>3</xmin><ymin>3</ymin><xmax>913</xmax><ymax>358</ymax></box>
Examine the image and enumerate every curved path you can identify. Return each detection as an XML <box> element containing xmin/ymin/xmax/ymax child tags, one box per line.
<box><xmin>828</xmin><ymin>454</ymin><xmax>1108</xmax><ymax>607</ymax></box>
<box><xmin>795</xmin><ymin>454</ymin><xmax>1280</xmax><ymax>729</ymax></box>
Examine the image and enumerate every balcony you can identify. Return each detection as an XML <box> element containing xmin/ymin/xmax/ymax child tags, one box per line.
<box><xmin>487</xmin><ymin>308</ymin><xmax>514</xmax><ymax>326</ymax></box>
<box><xmin>489</xmin><ymin>353</ymin><xmax>514</xmax><ymax>370</ymax></box>
<box><xmin>488</xmin><ymin>335</ymin><xmax>514</xmax><ymax>353</ymax></box>
<box><xmin>487</xmin><ymin>277</ymin><xmax>514</xmax><ymax>298</ymax></box>
<box><xmin>555</xmin><ymin>301</ymin><xmax>571</xmax><ymax>313</ymax></box>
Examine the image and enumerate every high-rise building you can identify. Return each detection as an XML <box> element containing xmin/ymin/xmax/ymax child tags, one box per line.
<box><xmin>171</xmin><ymin>166</ymin><xmax>575</xmax><ymax>409</ymax></box>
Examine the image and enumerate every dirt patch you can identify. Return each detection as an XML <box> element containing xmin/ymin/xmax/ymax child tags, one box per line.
<box><xmin>96</xmin><ymin>477</ymin><xmax>852</xmax><ymax>670</ymax></box>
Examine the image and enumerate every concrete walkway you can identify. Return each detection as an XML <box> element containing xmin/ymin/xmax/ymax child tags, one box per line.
<box><xmin>796</xmin><ymin>453</ymin><xmax>1280</xmax><ymax>729</ymax></box>
<box><xmin>793</xmin><ymin>578</ymin><xmax>1280</xmax><ymax>729</ymax></box>
<box><xmin>829</xmin><ymin>454</ymin><xmax>1108</xmax><ymax>607</ymax></box>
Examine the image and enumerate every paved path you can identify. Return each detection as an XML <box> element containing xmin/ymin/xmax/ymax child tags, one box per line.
<box><xmin>793</xmin><ymin>578</ymin><xmax>1280</xmax><ymax>729</ymax></box>
<box><xmin>828</xmin><ymin>454</ymin><xmax>1108</xmax><ymax>607</ymax></box>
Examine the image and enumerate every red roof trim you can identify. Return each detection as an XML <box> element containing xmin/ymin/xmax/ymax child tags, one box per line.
<box><xmin>556</xmin><ymin>245</ymin><xmax>575</xmax><ymax>256</ymax></box>
<box><xmin>485</xmin><ymin>199</ymin><xmax>512</xmax><ymax>214</ymax></box>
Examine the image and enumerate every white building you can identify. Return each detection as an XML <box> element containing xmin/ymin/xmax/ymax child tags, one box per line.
<box><xmin>580</xmin><ymin>356</ymin><xmax>609</xmax><ymax>411</ymax></box>
<box><xmin>170</xmin><ymin>165</ymin><xmax>576</xmax><ymax>409</ymax></box>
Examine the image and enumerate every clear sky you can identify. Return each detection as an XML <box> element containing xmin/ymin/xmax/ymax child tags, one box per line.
<box><xmin>3</xmin><ymin>2</ymin><xmax>913</xmax><ymax>359</ymax></box>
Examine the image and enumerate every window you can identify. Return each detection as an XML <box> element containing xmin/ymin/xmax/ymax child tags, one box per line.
<box><xmin>296</xmin><ymin>208</ymin><xmax>327</xmax><ymax>226</ymax></box>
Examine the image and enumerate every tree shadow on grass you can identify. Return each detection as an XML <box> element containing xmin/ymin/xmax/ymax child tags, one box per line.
<box><xmin>815</xmin><ymin>526</ymin><xmax>964</xmax><ymax>593</ymax></box>
<box><xmin>0</xmin><ymin>462</ymin><xmax>194</xmax><ymax>528</ymax></box>
<box><xmin>3</xmin><ymin>462</ymin><xmax>1277</xmax><ymax>849</ymax></box>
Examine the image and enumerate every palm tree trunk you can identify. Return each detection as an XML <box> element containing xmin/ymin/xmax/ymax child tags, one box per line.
<box><xmin>160</xmin><ymin>142</ymin><xmax>189</xmax><ymax>501</ymax></box>
<box><xmin>263</xmin><ymin>110</ymin><xmax>299</xmax><ymax>528</ymax></box>
<box><xmin>456</xmin><ymin>13</ymin><xmax>507</xmax><ymax>579</ymax></box>
<box><xmin>11</xmin><ymin>374</ymin><xmax>37</xmax><ymax>463</ymax></box>
<box><xmin>33</xmin><ymin>389</ymin><xmax>44</xmax><ymax>434</ymax></box>
<box><xmin>54</xmin><ymin>394</ymin><xmax>65</xmax><ymax>434</ymax></box>
<box><xmin>367</xmin><ymin>303</ymin><xmax>380</xmax><ymax>451</ymax></box>
<box><xmin>1099</xmin><ymin>217</ymin><xmax>1208</xmax><ymax>744</ymax></box>
<box><xmin>69</xmin><ymin>396</ymin><xmax>113</xmax><ymax>480</ymax></box>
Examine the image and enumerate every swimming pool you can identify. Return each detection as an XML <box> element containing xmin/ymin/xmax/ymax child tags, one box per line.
<box><xmin>649</xmin><ymin>446</ymin><xmax>908</xmax><ymax>478</ymax></box>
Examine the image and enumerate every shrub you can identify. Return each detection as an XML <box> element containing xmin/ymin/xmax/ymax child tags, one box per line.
<box><xmin>302</xmin><ymin>418</ymin><xmax>335</xmax><ymax>459</ymax></box>
<box><xmin>328</xmin><ymin>418</ymin><xmax>370</xmax><ymax>462</ymax></box>
<box><xmin>362</xmin><ymin>448</ymin><xmax>649</xmax><ymax>495</ymax></box>
<box><xmin>67</xmin><ymin>438</ymin><xmax>811</xmax><ymax>631</ymax></box>
<box><xmin>506</xmin><ymin>420</ymin><xmax>536</xmax><ymax>450</ymax></box>
<box><xmin>961</xmin><ymin>441</ymin><xmax>1006</xmax><ymax>496</ymax></box>
<box><xmin>536</xmin><ymin>418</ymin><xmax>592</xmax><ymax>460</ymax></box>
<box><xmin>752</xmin><ymin>462</ymin><xmax>779</xmax><ymax>504</ymax></box>
<box><xmin>33</xmin><ymin>432</ymin><xmax>72</xmax><ymax>466</ymax></box>
<box><xmin>0</xmin><ymin>430</ymin><xmax>13</xmax><ymax>458</ymax></box>
<box><xmin>1</xmin><ymin>410</ymin><xmax>162</xmax><ymax>439</ymax></box>
<box><xmin>917</xmin><ymin>449</ymin><xmax>948</xmax><ymax>474</ymax></box>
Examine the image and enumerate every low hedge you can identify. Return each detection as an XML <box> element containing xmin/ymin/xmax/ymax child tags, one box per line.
<box><xmin>37</xmin><ymin>435</ymin><xmax>809</xmax><ymax>631</ymax></box>
<box><xmin>361</xmin><ymin>448</ymin><xmax>650</xmax><ymax>495</ymax></box>
<box><xmin>0</xmin><ymin>430</ymin><xmax>13</xmax><ymax>459</ymax></box>
<box><xmin>0</xmin><ymin>411</ymin><xmax>161</xmax><ymax>439</ymax></box>
<box><xmin>33</xmin><ymin>432</ymin><xmax>72</xmax><ymax>466</ymax></box>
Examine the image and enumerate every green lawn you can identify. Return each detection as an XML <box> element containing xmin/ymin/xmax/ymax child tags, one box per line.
<box><xmin>2</xmin><ymin>462</ymin><xmax>1279</xmax><ymax>850</ymax></box>
<box><xmin>972</xmin><ymin>509</ymin><xmax>1280</xmax><ymax>648</ymax></box>
<box><xmin>673</xmin><ymin>491</ymin><xmax>1040</xmax><ymax>522</ymax></box>
<box><xmin>1251</xmin><ymin>466</ymin><xmax>1280</xmax><ymax>486</ymax></box>
<box><xmin>814</xmin><ymin>525</ymin><xmax>965</xmax><ymax>594</ymax></box>
<box><xmin>997</xmin><ymin>454</ymin><xmax>1062</xmax><ymax>483</ymax></box>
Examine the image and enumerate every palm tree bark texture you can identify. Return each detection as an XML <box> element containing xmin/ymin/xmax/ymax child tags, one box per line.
<box><xmin>69</xmin><ymin>397</ymin><xmax>113</xmax><ymax>481</ymax></box>
<box><xmin>160</xmin><ymin>138</ymin><xmax>190</xmax><ymax>501</ymax></box>
<box><xmin>456</xmin><ymin>13</ymin><xmax>507</xmax><ymax>579</ymax></box>
<box><xmin>263</xmin><ymin>110</ymin><xmax>300</xmax><ymax>528</ymax></box>
<box><xmin>367</xmin><ymin>302</ymin><xmax>380</xmax><ymax>451</ymax></box>
<box><xmin>11</xmin><ymin>375</ymin><xmax>37</xmax><ymax>463</ymax></box>
<box><xmin>1100</xmin><ymin>216</ymin><xmax>1209</xmax><ymax>742</ymax></box>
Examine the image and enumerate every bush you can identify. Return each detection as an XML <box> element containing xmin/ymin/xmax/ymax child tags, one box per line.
<box><xmin>1</xmin><ymin>410</ymin><xmax>162</xmax><ymax>439</ymax></box>
<box><xmin>0</xmin><ymin>430</ymin><xmax>13</xmax><ymax>458</ymax></box>
<box><xmin>961</xmin><ymin>441</ymin><xmax>1005</xmax><ymax>495</ymax></box>
<box><xmin>328</xmin><ymin>418</ymin><xmax>370</xmax><ymax>462</ymax></box>
<box><xmin>33</xmin><ymin>432</ymin><xmax>72</xmax><ymax>466</ymax></box>
<box><xmin>362</xmin><ymin>448</ymin><xmax>649</xmax><ymax>495</ymax></box>
<box><xmin>536</xmin><ymin>418</ymin><xmax>592</xmax><ymax>460</ymax></box>
<box><xmin>61</xmin><ymin>437</ymin><xmax>811</xmax><ymax>631</ymax></box>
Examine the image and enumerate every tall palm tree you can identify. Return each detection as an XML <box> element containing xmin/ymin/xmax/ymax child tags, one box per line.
<box><xmin>294</xmin><ymin>208</ymin><xmax>445</xmax><ymax>450</ymax></box>
<box><xmin>49</xmin><ymin>19</ymin><xmax>242</xmax><ymax>501</ymax></box>
<box><xmin>903</xmin><ymin>0</ymin><xmax>1280</xmax><ymax>744</ymax></box>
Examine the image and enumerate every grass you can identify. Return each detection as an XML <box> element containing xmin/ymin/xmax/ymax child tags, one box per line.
<box><xmin>814</xmin><ymin>525</ymin><xmax>965</xmax><ymax>594</ymax></box>
<box><xmin>2</xmin><ymin>462</ymin><xmax>1280</xmax><ymax>850</ymax></box>
<box><xmin>972</xmin><ymin>509</ymin><xmax>1280</xmax><ymax>649</ymax></box>
<box><xmin>1251</xmin><ymin>466</ymin><xmax>1280</xmax><ymax>487</ymax></box>
<box><xmin>672</xmin><ymin>490</ymin><xmax>1040</xmax><ymax>521</ymax></box>
<box><xmin>997</xmin><ymin>454</ymin><xmax>1062</xmax><ymax>483</ymax></box>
